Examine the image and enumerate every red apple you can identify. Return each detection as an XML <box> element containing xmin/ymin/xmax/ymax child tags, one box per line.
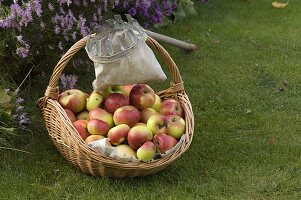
<box><xmin>146</xmin><ymin>114</ymin><xmax>167</xmax><ymax>136</ymax></box>
<box><xmin>140</xmin><ymin>108</ymin><xmax>157</xmax><ymax>123</ymax></box>
<box><xmin>89</xmin><ymin>108</ymin><xmax>114</xmax><ymax>128</ymax></box>
<box><xmin>137</xmin><ymin>141</ymin><xmax>156</xmax><ymax>162</ymax></box>
<box><xmin>87</xmin><ymin>119</ymin><xmax>110</xmax><ymax>135</ymax></box>
<box><xmin>159</xmin><ymin>99</ymin><xmax>184</xmax><ymax>118</ymax></box>
<box><xmin>113</xmin><ymin>106</ymin><xmax>140</xmax><ymax>127</ymax></box>
<box><xmin>85</xmin><ymin>135</ymin><xmax>105</xmax><ymax>144</ymax></box>
<box><xmin>73</xmin><ymin>119</ymin><xmax>90</xmax><ymax>140</ymax></box>
<box><xmin>127</xmin><ymin>125</ymin><xmax>153</xmax><ymax>150</ymax></box>
<box><xmin>107</xmin><ymin>124</ymin><xmax>131</xmax><ymax>145</ymax></box>
<box><xmin>129</xmin><ymin>84</ymin><xmax>156</xmax><ymax>110</ymax></box>
<box><xmin>64</xmin><ymin>109</ymin><xmax>76</xmax><ymax>122</ymax></box>
<box><xmin>104</xmin><ymin>93</ymin><xmax>130</xmax><ymax>114</ymax></box>
<box><xmin>58</xmin><ymin>89</ymin><xmax>87</xmax><ymax>113</ymax></box>
<box><xmin>153</xmin><ymin>133</ymin><xmax>177</xmax><ymax>154</ymax></box>
<box><xmin>165</xmin><ymin>115</ymin><xmax>186</xmax><ymax>139</ymax></box>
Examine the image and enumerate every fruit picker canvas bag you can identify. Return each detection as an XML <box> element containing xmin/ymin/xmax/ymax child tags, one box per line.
<box><xmin>85</xmin><ymin>15</ymin><xmax>167</xmax><ymax>91</ymax></box>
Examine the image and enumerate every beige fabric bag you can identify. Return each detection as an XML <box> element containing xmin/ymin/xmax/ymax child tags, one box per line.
<box><xmin>85</xmin><ymin>15</ymin><xmax>167</xmax><ymax>91</ymax></box>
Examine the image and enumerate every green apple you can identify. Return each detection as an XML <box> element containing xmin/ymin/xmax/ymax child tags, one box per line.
<box><xmin>103</xmin><ymin>85</ymin><xmax>124</xmax><ymax>98</ymax></box>
<box><xmin>86</xmin><ymin>91</ymin><xmax>104</xmax><ymax>111</ymax></box>
<box><xmin>76</xmin><ymin>111</ymin><xmax>89</xmax><ymax>120</ymax></box>
<box><xmin>146</xmin><ymin>114</ymin><xmax>167</xmax><ymax>136</ymax></box>
<box><xmin>103</xmin><ymin>84</ymin><xmax>136</xmax><ymax>98</ymax></box>
<box><xmin>85</xmin><ymin>135</ymin><xmax>105</xmax><ymax>144</ymax></box>
<box><xmin>115</xmin><ymin>144</ymin><xmax>137</xmax><ymax>159</ymax></box>
<box><xmin>151</xmin><ymin>94</ymin><xmax>162</xmax><ymax>112</ymax></box>
<box><xmin>137</xmin><ymin>141</ymin><xmax>156</xmax><ymax>162</ymax></box>
<box><xmin>165</xmin><ymin>115</ymin><xmax>186</xmax><ymax>139</ymax></box>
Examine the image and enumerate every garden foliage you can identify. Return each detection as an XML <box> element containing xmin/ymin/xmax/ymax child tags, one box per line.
<box><xmin>0</xmin><ymin>0</ymin><xmax>180</xmax><ymax>80</ymax></box>
<box><xmin>0</xmin><ymin>0</ymin><xmax>202</xmax><ymax>146</ymax></box>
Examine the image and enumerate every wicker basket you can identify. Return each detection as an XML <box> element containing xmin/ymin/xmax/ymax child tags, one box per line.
<box><xmin>36</xmin><ymin>36</ymin><xmax>194</xmax><ymax>178</ymax></box>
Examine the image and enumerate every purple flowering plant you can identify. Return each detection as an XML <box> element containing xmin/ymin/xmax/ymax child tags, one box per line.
<box><xmin>0</xmin><ymin>0</ymin><xmax>180</xmax><ymax>82</ymax></box>
<box><xmin>60</xmin><ymin>73</ymin><xmax>78</xmax><ymax>90</ymax></box>
<box><xmin>0</xmin><ymin>86</ymin><xmax>30</xmax><ymax>148</ymax></box>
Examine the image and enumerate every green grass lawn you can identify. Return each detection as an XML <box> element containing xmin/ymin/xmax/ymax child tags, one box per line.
<box><xmin>1</xmin><ymin>0</ymin><xmax>301</xmax><ymax>199</ymax></box>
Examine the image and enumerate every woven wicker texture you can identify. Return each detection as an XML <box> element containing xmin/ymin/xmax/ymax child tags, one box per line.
<box><xmin>37</xmin><ymin>36</ymin><xmax>194</xmax><ymax>177</ymax></box>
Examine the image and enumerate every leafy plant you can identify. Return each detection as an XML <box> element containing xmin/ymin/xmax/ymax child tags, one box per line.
<box><xmin>0</xmin><ymin>85</ymin><xmax>30</xmax><ymax>150</ymax></box>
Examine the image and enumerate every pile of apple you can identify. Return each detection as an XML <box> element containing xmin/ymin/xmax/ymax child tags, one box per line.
<box><xmin>58</xmin><ymin>83</ymin><xmax>185</xmax><ymax>162</ymax></box>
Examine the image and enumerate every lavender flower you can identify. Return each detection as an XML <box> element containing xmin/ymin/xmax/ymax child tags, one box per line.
<box><xmin>13</xmin><ymin>97</ymin><xmax>30</xmax><ymax>129</ymax></box>
<box><xmin>41</xmin><ymin>71</ymin><xmax>46</xmax><ymax>78</ymax></box>
<box><xmin>48</xmin><ymin>45</ymin><xmax>54</xmax><ymax>50</ymax></box>
<box><xmin>72</xmin><ymin>31</ymin><xmax>77</xmax><ymax>40</ymax></box>
<box><xmin>16</xmin><ymin>35</ymin><xmax>26</xmax><ymax>45</ymax></box>
<box><xmin>16</xmin><ymin>47</ymin><xmax>29</xmax><ymax>58</ymax></box>
<box><xmin>40</xmin><ymin>21</ymin><xmax>46</xmax><ymax>29</ymax></box>
<box><xmin>74</xmin><ymin>0</ymin><xmax>81</xmax><ymax>6</ymax></box>
<box><xmin>128</xmin><ymin>7</ymin><xmax>137</xmax><ymax>16</ymax></box>
<box><xmin>83</xmin><ymin>0</ymin><xmax>88</xmax><ymax>7</ymax></box>
<box><xmin>59</xmin><ymin>6</ymin><xmax>66</xmax><ymax>14</ymax></box>
<box><xmin>19</xmin><ymin>3</ymin><xmax>33</xmax><ymax>27</ymax></box>
<box><xmin>32</xmin><ymin>0</ymin><xmax>43</xmax><ymax>17</ymax></box>
<box><xmin>60</xmin><ymin>74</ymin><xmax>78</xmax><ymax>90</ymax></box>
<box><xmin>16</xmin><ymin>106</ymin><xmax>24</xmax><ymax>112</ymax></box>
<box><xmin>78</xmin><ymin>15</ymin><xmax>90</xmax><ymax>36</ymax></box>
<box><xmin>48</xmin><ymin>3</ymin><xmax>54</xmax><ymax>11</ymax></box>
<box><xmin>58</xmin><ymin>41</ymin><xmax>63</xmax><ymax>50</ymax></box>
<box><xmin>162</xmin><ymin>0</ymin><xmax>173</xmax><ymax>16</ymax></box>
<box><xmin>58</xmin><ymin>0</ymin><xmax>72</xmax><ymax>7</ymax></box>
<box><xmin>64</xmin><ymin>35</ymin><xmax>69</xmax><ymax>41</ymax></box>
<box><xmin>11</xmin><ymin>2</ymin><xmax>23</xmax><ymax>17</ymax></box>
<box><xmin>16</xmin><ymin>98</ymin><xmax>24</xmax><ymax>104</ymax></box>
<box><xmin>19</xmin><ymin>113</ymin><xmax>30</xmax><ymax>128</ymax></box>
<box><xmin>1</xmin><ymin>0</ymin><xmax>180</xmax><ymax>67</ymax></box>
<box><xmin>54</xmin><ymin>25</ymin><xmax>60</xmax><ymax>34</ymax></box>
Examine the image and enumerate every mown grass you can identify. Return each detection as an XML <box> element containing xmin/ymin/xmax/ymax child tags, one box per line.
<box><xmin>1</xmin><ymin>0</ymin><xmax>301</xmax><ymax>199</ymax></box>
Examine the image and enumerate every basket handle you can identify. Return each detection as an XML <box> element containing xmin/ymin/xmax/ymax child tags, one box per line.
<box><xmin>44</xmin><ymin>36</ymin><xmax>184</xmax><ymax>100</ymax></box>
